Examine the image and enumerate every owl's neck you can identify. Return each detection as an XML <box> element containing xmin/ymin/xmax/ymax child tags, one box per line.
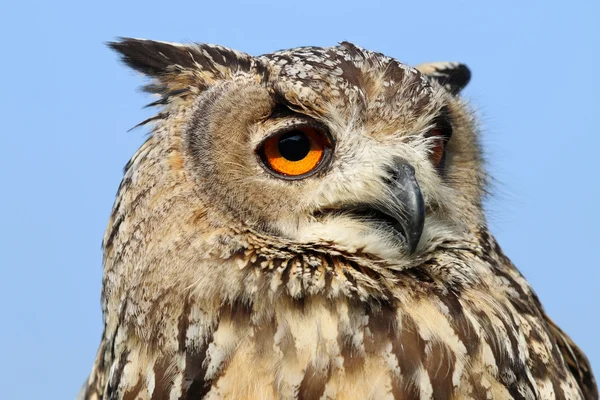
<box><xmin>99</xmin><ymin>220</ymin><xmax>500</xmax><ymax>386</ymax></box>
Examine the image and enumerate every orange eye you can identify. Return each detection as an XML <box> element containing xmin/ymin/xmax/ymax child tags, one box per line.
<box><xmin>259</xmin><ymin>126</ymin><xmax>331</xmax><ymax>178</ymax></box>
<box><xmin>426</xmin><ymin>128</ymin><xmax>449</xmax><ymax>168</ymax></box>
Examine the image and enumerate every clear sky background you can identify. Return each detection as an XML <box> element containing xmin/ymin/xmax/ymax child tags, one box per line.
<box><xmin>1</xmin><ymin>1</ymin><xmax>598</xmax><ymax>398</ymax></box>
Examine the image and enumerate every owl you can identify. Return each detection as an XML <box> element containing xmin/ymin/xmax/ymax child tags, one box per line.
<box><xmin>81</xmin><ymin>38</ymin><xmax>597</xmax><ymax>400</ymax></box>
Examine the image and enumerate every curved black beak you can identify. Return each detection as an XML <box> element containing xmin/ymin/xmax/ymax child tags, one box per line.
<box><xmin>320</xmin><ymin>162</ymin><xmax>425</xmax><ymax>254</ymax></box>
<box><xmin>378</xmin><ymin>163</ymin><xmax>425</xmax><ymax>253</ymax></box>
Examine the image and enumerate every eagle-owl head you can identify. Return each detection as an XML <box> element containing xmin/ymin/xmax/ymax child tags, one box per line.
<box><xmin>106</xmin><ymin>39</ymin><xmax>484</xmax><ymax>302</ymax></box>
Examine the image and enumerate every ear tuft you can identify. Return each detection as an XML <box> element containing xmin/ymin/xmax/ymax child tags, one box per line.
<box><xmin>107</xmin><ymin>38</ymin><xmax>254</xmax><ymax>95</ymax></box>
<box><xmin>416</xmin><ymin>62</ymin><xmax>471</xmax><ymax>95</ymax></box>
<box><xmin>107</xmin><ymin>38</ymin><xmax>199</xmax><ymax>77</ymax></box>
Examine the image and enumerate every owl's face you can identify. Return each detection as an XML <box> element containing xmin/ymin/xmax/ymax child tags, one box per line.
<box><xmin>112</xmin><ymin>40</ymin><xmax>484</xmax><ymax>264</ymax></box>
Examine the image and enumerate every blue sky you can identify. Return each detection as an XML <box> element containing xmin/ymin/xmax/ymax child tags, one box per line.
<box><xmin>1</xmin><ymin>0</ymin><xmax>598</xmax><ymax>398</ymax></box>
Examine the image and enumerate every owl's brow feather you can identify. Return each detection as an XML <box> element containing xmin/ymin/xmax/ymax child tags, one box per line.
<box><xmin>222</xmin><ymin>161</ymin><xmax>252</xmax><ymax>171</ymax></box>
<box><xmin>143</xmin><ymin>88</ymin><xmax>191</xmax><ymax>109</ymax></box>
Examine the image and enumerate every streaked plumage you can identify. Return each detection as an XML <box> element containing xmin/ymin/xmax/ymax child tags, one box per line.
<box><xmin>82</xmin><ymin>38</ymin><xmax>597</xmax><ymax>399</ymax></box>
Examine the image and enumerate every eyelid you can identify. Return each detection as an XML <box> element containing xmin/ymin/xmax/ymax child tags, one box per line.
<box><xmin>429</xmin><ymin>108</ymin><xmax>453</xmax><ymax>139</ymax></box>
<box><xmin>263</xmin><ymin>121</ymin><xmax>333</xmax><ymax>146</ymax></box>
<box><xmin>423</xmin><ymin>110</ymin><xmax>453</xmax><ymax>172</ymax></box>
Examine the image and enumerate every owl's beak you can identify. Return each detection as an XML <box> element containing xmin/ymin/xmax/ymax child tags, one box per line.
<box><xmin>317</xmin><ymin>162</ymin><xmax>424</xmax><ymax>253</ymax></box>
<box><xmin>330</xmin><ymin>162</ymin><xmax>425</xmax><ymax>254</ymax></box>
<box><xmin>376</xmin><ymin>162</ymin><xmax>425</xmax><ymax>253</ymax></box>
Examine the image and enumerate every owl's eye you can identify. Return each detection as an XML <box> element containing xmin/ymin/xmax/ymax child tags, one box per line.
<box><xmin>258</xmin><ymin>126</ymin><xmax>332</xmax><ymax>179</ymax></box>
<box><xmin>425</xmin><ymin>123</ymin><xmax>452</xmax><ymax>170</ymax></box>
<box><xmin>427</xmin><ymin>129</ymin><xmax>447</xmax><ymax>167</ymax></box>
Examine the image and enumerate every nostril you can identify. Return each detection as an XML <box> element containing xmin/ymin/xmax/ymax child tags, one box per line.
<box><xmin>401</xmin><ymin>163</ymin><xmax>416</xmax><ymax>178</ymax></box>
<box><xmin>385</xmin><ymin>163</ymin><xmax>416</xmax><ymax>184</ymax></box>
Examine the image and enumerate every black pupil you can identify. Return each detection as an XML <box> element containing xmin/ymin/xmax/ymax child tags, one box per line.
<box><xmin>278</xmin><ymin>131</ymin><xmax>311</xmax><ymax>161</ymax></box>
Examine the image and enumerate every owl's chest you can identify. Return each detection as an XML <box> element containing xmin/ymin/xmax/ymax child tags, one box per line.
<box><xmin>103</xmin><ymin>287</ymin><xmax>582</xmax><ymax>399</ymax></box>
<box><xmin>204</xmin><ymin>298</ymin><xmax>394</xmax><ymax>399</ymax></box>
<box><xmin>195</xmin><ymin>295</ymin><xmax>539</xmax><ymax>400</ymax></box>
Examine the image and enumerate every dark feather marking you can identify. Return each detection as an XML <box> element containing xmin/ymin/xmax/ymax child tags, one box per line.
<box><xmin>279</xmin><ymin>257</ymin><xmax>294</xmax><ymax>289</ymax></box>
<box><xmin>470</xmin><ymin>306</ymin><xmax>530</xmax><ymax>400</ymax></box>
<box><xmin>103</xmin><ymin>213</ymin><xmax>124</xmax><ymax>253</ymax></box>
<box><xmin>180</xmin><ymin>310</ymin><xmax>218</xmax><ymax>399</ymax></box>
<box><xmin>108</xmin><ymin>297</ymin><xmax>129</xmax><ymax>367</ymax></box>
<box><xmin>322</xmin><ymin>255</ymin><xmax>334</xmax><ymax>292</ymax></box>
<box><xmin>437</xmin><ymin>290</ymin><xmax>478</xmax><ymax>354</ymax></box>
<box><xmin>298</xmin><ymin>363</ymin><xmax>331</xmax><ymax>400</ymax></box>
<box><xmin>128</xmin><ymin>113</ymin><xmax>167</xmax><ymax>131</ymax></box>
<box><xmin>554</xmin><ymin>379</ymin><xmax>568</xmax><ymax>400</ymax></box>
<box><xmin>109</xmin><ymin>38</ymin><xmax>253</xmax><ymax>81</ymax></box>
<box><xmin>391</xmin><ymin>315</ymin><xmax>425</xmax><ymax>399</ymax></box>
<box><xmin>106</xmin><ymin>350</ymin><xmax>128</xmax><ymax>400</ymax></box>
<box><xmin>327</xmin><ymin>48</ymin><xmax>367</xmax><ymax>92</ymax></box>
<box><xmin>150</xmin><ymin>357</ymin><xmax>172</xmax><ymax>400</ymax></box>
<box><xmin>108</xmin><ymin>38</ymin><xmax>200</xmax><ymax>77</ymax></box>
<box><xmin>365</xmin><ymin>303</ymin><xmax>395</xmax><ymax>354</ymax></box>
<box><xmin>338</xmin><ymin>301</ymin><xmax>368</xmax><ymax>376</ymax></box>
<box><xmin>547</xmin><ymin>318</ymin><xmax>598</xmax><ymax>399</ymax></box>
<box><xmin>251</xmin><ymin>314</ymin><xmax>277</xmax><ymax>358</ymax></box>
<box><xmin>341</xmin><ymin>267</ymin><xmax>359</xmax><ymax>298</ymax></box>
<box><xmin>529</xmin><ymin>335</ymin><xmax>551</xmax><ymax>381</ymax></box>
<box><xmin>188</xmin><ymin>300</ymin><xmax>254</xmax><ymax>397</ymax></box>
<box><xmin>425</xmin><ymin>340</ymin><xmax>456</xmax><ymax>400</ymax></box>
<box><xmin>144</xmin><ymin>88</ymin><xmax>190</xmax><ymax>108</ymax></box>
<box><xmin>144</xmin><ymin>97</ymin><xmax>170</xmax><ymax>108</ymax></box>
<box><xmin>482</xmin><ymin>286</ymin><xmax>544</xmax><ymax>391</ymax></box>
<box><xmin>181</xmin><ymin>349</ymin><xmax>212</xmax><ymax>399</ymax></box>
<box><xmin>275</xmin><ymin>311</ymin><xmax>298</xmax><ymax>360</ymax></box>
<box><xmin>338</xmin><ymin>41</ymin><xmax>367</xmax><ymax>60</ymax></box>
<box><xmin>122</xmin><ymin>378</ymin><xmax>143</xmax><ymax>400</ymax></box>
<box><xmin>255</xmin><ymin>59</ymin><xmax>270</xmax><ymax>86</ymax></box>
<box><xmin>143</xmin><ymin>83</ymin><xmax>170</xmax><ymax>95</ymax></box>
<box><xmin>424</xmin><ymin>63</ymin><xmax>471</xmax><ymax>95</ymax></box>
<box><xmin>441</xmin><ymin>64</ymin><xmax>471</xmax><ymax>95</ymax></box>
<box><xmin>178</xmin><ymin>296</ymin><xmax>192</xmax><ymax>352</ymax></box>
